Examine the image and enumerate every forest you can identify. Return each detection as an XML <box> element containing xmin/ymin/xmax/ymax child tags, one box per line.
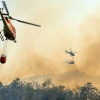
<box><xmin>0</xmin><ymin>78</ymin><xmax>100</xmax><ymax>100</ymax></box>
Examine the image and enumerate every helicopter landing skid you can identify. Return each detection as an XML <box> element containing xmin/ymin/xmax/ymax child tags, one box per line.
<box><xmin>0</xmin><ymin>31</ymin><xmax>4</xmax><ymax>41</ymax></box>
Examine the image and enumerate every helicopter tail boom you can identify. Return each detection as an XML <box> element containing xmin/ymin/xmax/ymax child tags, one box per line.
<box><xmin>65</xmin><ymin>49</ymin><xmax>69</xmax><ymax>53</ymax></box>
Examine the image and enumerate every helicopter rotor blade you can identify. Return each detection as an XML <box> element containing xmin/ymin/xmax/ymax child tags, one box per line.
<box><xmin>9</xmin><ymin>16</ymin><xmax>41</xmax><ymax>27</ymax></box>
<box><xmin>73</xmin><ymin>52</ymin><xmax>77</xmax><ymax>53</ymax></box>
<box><xmin>70</xmin><ymin>48</ymin><xmax>72</xmax><ymax>52</ymax></box>
<box><xmin>16</xmin><ymin>19</ymin><xmax>41</xmax><ymax>27</ymax></box>
<box><xmin>2</xmin><ymin>1</ymin><xmax>9</xmax><ymax>15</ymax></box>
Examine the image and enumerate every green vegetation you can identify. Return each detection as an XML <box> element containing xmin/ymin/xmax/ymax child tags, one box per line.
<box><xmin>0</xmin><ymin>78</ymin><xmax>100</xmax><ymax>100</ymax></box>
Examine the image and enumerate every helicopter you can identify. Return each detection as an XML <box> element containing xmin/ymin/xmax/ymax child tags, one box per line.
<box><xmin>65</xmin><ymin>48</ymin><xmax>77</xmax><ymax>57</ymax></box>
<box><xmin>0</xmin><ymin>1</ymin><xmax>41</xmax><ymax>43</ymax></box>
<box><xmin>0</xmin><ymin>1</ymin><xmax>41</xmax><ymax>64</ymax></box>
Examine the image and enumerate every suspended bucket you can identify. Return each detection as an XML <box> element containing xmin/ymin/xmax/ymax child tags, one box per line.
<box><xmin>0</xmin><ymin>54</ymin><xmax>6</xmax><ymax>64</ymax></box>
<box><xmin>0</xmin><ymin>40</ymin><xmax>7</xmax><ymax>64</ymax></box>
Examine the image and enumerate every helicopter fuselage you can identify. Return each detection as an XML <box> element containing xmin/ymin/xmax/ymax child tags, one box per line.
<box><xmin>65</xmin><ymin>50</ymin><xmax>75</xmax><ymax>56</ymax></box>
<box><xmin>69</xmin><ymin>52</ymin><xmax>75</xmax><ymax>56</ymax></box>
<box><xmin>0</xmin><ymin>9</ymin><xmax>16</xmax><ymax>41</ymax></box>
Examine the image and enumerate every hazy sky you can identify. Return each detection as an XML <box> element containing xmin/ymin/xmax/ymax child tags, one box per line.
<box><xmin>0</xmin><ymin>0</ymin><xmax>100</xmax><ymax>88</ymax></box>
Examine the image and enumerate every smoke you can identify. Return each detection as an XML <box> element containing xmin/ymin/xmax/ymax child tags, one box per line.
<box><xmin>78</xmin><ymin>11</ymin><xmax>100</xmax><ymax>76</ymax></box>
<box><xmin>23</xmin><ymin>70</ymin><xmax>100</xmax><ymax>89</ymax></box>
<box><xmin>63</xmin><ymin>56</ymin><xmax>75</xmax><ymax>64</ymax></box>
<box><xmin>0</xmin><ymin>0</ymin><xmax>100</xmax><ymax>89</ymax></box>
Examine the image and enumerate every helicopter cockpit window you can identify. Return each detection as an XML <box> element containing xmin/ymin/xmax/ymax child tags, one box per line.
<box><xmin>5</xmin><ymin>17</ymin><xmax>8</xmax><ymax>20</ymax></box>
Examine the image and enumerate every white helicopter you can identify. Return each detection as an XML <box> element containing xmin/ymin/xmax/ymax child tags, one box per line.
<box><xmin>65</xmin><ymin>48</ymin><xmax>77</xmax><ymax>57</ymax></box>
